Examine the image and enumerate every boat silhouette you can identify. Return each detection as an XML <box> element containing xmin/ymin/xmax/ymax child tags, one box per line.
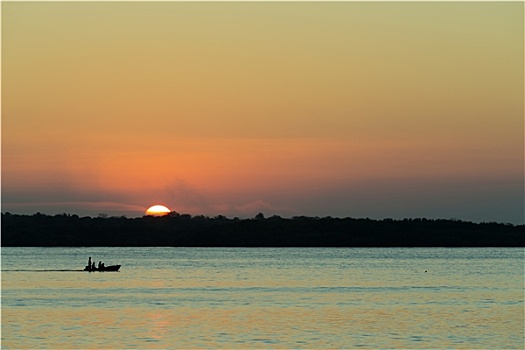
<box><xmin>84</xmin><ymin>264</ymin><xmax>121</xmax><ymax>272</ymax></box>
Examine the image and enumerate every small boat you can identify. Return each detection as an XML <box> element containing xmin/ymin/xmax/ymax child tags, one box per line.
<box><xmin>84</xmin><ymin>264</ymin><xmax>121</xmax><ymax>272</ymax></box>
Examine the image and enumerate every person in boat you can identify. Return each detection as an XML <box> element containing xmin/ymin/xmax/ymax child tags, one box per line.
<box><xmin>98</xmin><ymin>261</ymin><xmax>105</xmax><ymax>270</ymax></box>
<box><xmin>87</xmin><ymin>257</ymin><xmax>92</xmax><ymax>271</ymax></box>
<box><xmin>92</xmin><ymin>262</ymin><xmax>96</xmax><ymax>271</ymax></box>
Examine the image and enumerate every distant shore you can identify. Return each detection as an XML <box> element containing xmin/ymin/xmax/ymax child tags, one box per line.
<box><xmin>2</xmin><ymin>212</ymin><xmax>523</xmax><ymax>247</ymax></box>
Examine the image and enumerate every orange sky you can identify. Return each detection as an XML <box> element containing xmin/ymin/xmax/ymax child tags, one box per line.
<box><xmin>2</xmin><ymin>2</ymin><xmax>523</xmax><ymax>223</ymax></box>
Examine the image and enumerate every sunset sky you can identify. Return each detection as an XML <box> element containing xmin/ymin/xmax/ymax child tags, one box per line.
<box><xmin>2</xmin><ymin>2</ymin><xmax>523</xmax><ymax>223</ymax></box>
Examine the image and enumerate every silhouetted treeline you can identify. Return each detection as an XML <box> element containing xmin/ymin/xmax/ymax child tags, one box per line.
<box><xmin>1</xmin><ymin>212</ymin><xmax>523</xmax><ymax>247</ymax></box>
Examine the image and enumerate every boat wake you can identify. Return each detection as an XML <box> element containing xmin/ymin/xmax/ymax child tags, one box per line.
<box><xmin>2</xmin><ymin>269</ymin><xmax>85</xmax><ymax>272</ymax></box>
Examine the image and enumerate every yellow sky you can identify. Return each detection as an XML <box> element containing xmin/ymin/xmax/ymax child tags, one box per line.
<box><xmin>2</xmin><ymin>2</ymin><xmax>523</xmax><ymax>222</ymax></box>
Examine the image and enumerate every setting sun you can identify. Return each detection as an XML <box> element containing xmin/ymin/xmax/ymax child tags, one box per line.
<box><xmin>145</xmin><ymin>205</ymin><xmax>171</xmax><ymax>216</ymax></box>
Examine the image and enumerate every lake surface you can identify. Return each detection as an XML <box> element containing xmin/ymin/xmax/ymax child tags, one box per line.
<box><xmin>1</xmin><ymin>247</ymin><xmax>523</xmax><ymax>349</ymax></box>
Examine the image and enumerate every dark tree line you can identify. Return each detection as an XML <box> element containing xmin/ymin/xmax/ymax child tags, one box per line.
<box><xmin>1</xmin><ymin>212</ymin><xmax>523</xmax><ymax>247</ymax></box>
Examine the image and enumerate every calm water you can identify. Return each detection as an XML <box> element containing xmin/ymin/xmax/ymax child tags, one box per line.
<box><xmin>1</xmin><ymin>247</ymin><xmax>523</xmax><ymax>349</ymax></box>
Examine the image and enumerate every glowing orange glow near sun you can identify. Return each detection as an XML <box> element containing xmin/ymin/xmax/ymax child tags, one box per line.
<box><xmin>145</xmin><ymin>205</ymin><xmax>171</xmax><ymax>216</ymax></box>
